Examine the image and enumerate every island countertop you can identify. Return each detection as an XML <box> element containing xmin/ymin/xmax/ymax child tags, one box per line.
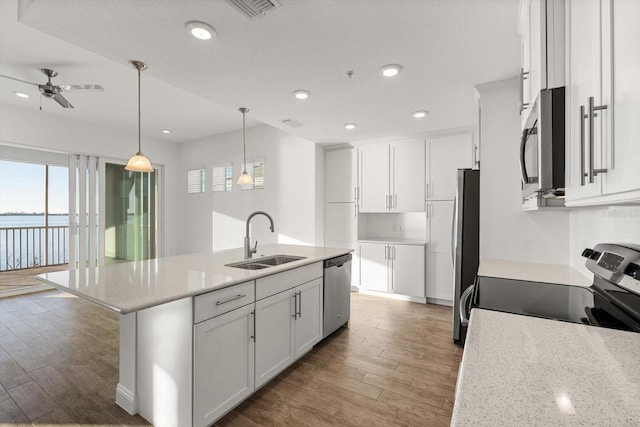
<box><xmin>451</xmin><ymin>309</ymin><xmax>640</xmax><ymax>426</ymax></box>
<box><xmin>36</xmin><ymin>244</ymin><xmax>351</xmax><ymax>314</ymax></box>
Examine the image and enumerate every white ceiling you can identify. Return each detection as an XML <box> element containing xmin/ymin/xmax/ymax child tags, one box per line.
<box><xmin>0</xmin><ymin>0</ymin><xmax>520</xmax><ymax>145</ymax></box>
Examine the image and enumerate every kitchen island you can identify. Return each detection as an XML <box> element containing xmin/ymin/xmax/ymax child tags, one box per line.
<box><xmin>451</xmin><ymin>309</ymin><xmax>640</xmax><ymax>426</ymax></box>
<box><xmin>36</xmin><ymin>244</ymin><xmax>352</xmax><ymax>427</ymax></box>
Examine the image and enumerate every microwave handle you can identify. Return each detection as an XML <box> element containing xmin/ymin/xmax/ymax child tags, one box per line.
<box><xmin>519</xmin><ymin>128</ymin><xmax>531</xmax><ymax>185</ymax></box>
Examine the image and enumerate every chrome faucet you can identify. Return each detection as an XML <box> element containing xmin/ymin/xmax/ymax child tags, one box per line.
<box><xmin>244</xmin><ymin>211</ymin><xmax>275</xmax><ymax>259</ymax></box>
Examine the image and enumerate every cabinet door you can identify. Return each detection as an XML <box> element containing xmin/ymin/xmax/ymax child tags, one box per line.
<box><xmin>603</xmin><ymin>0</ymin><xmax>640</xmax><ymax>196</ymax></box>
<box><xmin>326</xmin><ymin>149</ymin><xmax>356</xmax><ymax>203</ymax></box>
<box><xmin>325</xmin><ymin>203</ymin><xmax>357</xmax><ymax>243</ymax></box>
<box><xmin>529</xmin><ymin>0</ymin><xmax>544</xmax><ymax>99</ymax></box>
<box><xmin>566</xmin><ymin>0</ymin><xmax>608</xmax><ymax>201</ymax></box>
<box><xmin>521</xmin><ymin>0</ymin><xmax>532</xmax><ymax>128</ymax></box>
<box><xmin>194</xmin><ymin>304</ymin><xmax>255</xmax><ymax>427</ymax></box>
<box><xmin>391</xmin><ymin>139</ymin><xmax>425</xmax><ymax>211</ymax></box>
<box><xmin>255</xmin><ymin>291</ymin><xmax>295</xmax><ymax>388</ymax></box>
<box><xmin>294</xmin><ymin>278</ymin><xmax>323</xmax><ymax>358</ymax></box>
<box><xmin>426</xmin><ymin>201</ymin><xmax>455</xmax><ymax>302</ymax></box>
<box><xmin>359</xmin><ymin>144</ymin><xmax>390</xmax><ymax>212</ymax></box>
<box><xmin>426</xmin><ymin>134</ymin><xmax>473</xmax><ymax>201</ymax></box>
<box><xmin>358</xmin><ymin>242</ymin><xmax>388</xmax><ymax>292</ymax></box>
<box><xmin>390</xmin><ymin>244</ymin><xmax>425</xmax><ymax>298</ymax></box>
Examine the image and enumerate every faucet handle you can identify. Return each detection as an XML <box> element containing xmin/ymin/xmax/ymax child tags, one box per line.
<box><xmin>251</xmin><ymin>240</ymin><xmax>258</xmax><ymax>254</ymax></box>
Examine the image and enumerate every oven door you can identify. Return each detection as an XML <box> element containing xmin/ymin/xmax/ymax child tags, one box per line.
<box><xmin>520</xmin><ymin>123</ymin><xmax>540</xmax><ymax>198</ymax></box>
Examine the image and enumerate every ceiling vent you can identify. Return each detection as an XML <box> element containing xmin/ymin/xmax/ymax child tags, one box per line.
<box><xmin>280</xmin><ymin>118</ymin><xmax>303</xmax><ymax>128</ymax></box>
<box><xmin>226</xmin><ymin>0</ymin><xmax>281</xmax><ymax>19</ymax></box>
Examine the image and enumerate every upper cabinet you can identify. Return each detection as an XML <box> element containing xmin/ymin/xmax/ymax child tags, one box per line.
<box><xmin>565</xmin><ymin>0</ymin><xmax>640</xmax><ymax>206</ymax></box>
<box><xmin>519</xmin><ymin>0</ymin><xmax>565</xmax><ymax>128</ymax></box>
<box><xmin>358</xmin><ymin>139</ymin><xmax>425</xmax><ymax>212</ymax></box>
<box><xmin>426</xmin><ymin>133</ymin><xmax>474</xmax><ymax>201</ymax></box>
<box><xmin>325</xmin><ymin>148</ymin><xmax>357</xmax><ymax>203</ymax></box>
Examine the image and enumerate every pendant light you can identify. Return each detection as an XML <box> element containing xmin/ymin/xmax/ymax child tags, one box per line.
<box><xmin>125</xmin><ymin>60</ymin><xmax>154</xmax><ymax>173</ymax></box>
<box><xmin>237</xmin><ymin>107</ymin><xmax>253</xmax><ymax>185</ymax></box>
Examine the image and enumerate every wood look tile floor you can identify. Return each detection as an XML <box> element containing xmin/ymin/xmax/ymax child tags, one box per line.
<box><xmin>0</xmin><ymin>290</ymin><xmax>462</xmax><ymax>426</ymax></box>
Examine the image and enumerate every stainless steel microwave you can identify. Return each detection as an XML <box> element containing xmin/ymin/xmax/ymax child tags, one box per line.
<box><xmin>520</xmin><ymin>87</ymin><xmax>565</xmax><ymax>199</ymax></box>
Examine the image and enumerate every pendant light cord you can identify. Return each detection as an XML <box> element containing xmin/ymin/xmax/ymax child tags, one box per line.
<box><xmin>242</xmin><ymin>110</ymin><xmax>247</xmax><ymax>172</ymax></box>
<box><xmin>138</xmin><ymin>64</ymin><xmax>142</xmax><ymax>154</ymax></box>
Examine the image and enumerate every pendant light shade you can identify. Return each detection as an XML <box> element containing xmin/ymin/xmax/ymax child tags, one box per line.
<box><xmin>237</xmin><ymin>107</ymin><xmax>253</xmax><ymax>185</ymax></box>
<box><xmin>125</xmin><ymin>60</ymin><xmax>154</xmax><ymax>173</ymax></box>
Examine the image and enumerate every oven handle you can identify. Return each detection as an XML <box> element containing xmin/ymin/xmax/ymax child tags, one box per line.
<box><xmin>519</xmin><ymin>127</ymin><xmax>531</xmax><ymax>185</ymax></box>
<box><xmin>459</xmin><ymin>285</ymin><xmax>475</xmax><ymax>327</ymax></box>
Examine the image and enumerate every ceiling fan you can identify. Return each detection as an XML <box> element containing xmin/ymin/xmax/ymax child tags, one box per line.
<box><xmin>0</xmin><ymin>68</ymin><xmax>103</xmax><ymax>109</ymax></box>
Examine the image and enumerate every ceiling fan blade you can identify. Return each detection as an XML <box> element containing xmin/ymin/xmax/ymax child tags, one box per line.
<box><xmin>51</xmin><ymin>93</ymin><xmax>74</xmax><ymax>108</ymax></box>
<box><xmin>0</xmin><ymin>74</ymin><xmax>39</xmax><ymax>86</ymax></box>
<box><xmin>59</xmin><ymin>84</ymin><xmax>104</xmax><ymax>92</ymax></box>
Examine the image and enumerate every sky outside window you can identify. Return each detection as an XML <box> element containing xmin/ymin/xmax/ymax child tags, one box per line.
<box><xmin>0</xmin><ymin>160</ymin><xmax>68</xmax><ymax>214</ymax></box>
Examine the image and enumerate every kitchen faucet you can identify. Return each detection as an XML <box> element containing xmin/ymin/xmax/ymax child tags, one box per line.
<box><xmin>244</xmin><ymin>211</ymin><xmax>275</xmax><ymax>259</ymax></box>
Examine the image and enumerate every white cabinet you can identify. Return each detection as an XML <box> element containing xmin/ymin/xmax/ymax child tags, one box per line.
<box><xmin>358</xmin><ymin>139</ymin><xmax>425</xmax><ymax>212</ymax></box>
<box><xmin>426</xmin><ymin>201</ymin><xmax>455</xmax><ymax>302</ymax></box>
<box><xmin>565</xmin><ymin>0</ymin><xmax>640</xmax><ymax>205</ymax></box>
<box><xmin>194</xmin><ymin>303</ymin><xmax>255</xmax><ymax>427</ymax></box>
<box><xmin>358</xmin><ymin>242</ymin><xmax>425</xmax><ymax>299</ymax></box>
<box><xmin>325</xmin><ymin>148</ymin><xmax>357</xmax><ymax>203</ymax></box>
<box><xmin>325</xmin><ymin>203</ymin><xmax>357</xmax><ymax>243</ymax></box>
<box><xmin>519</xmin><ymin>0</ymin><xmax>565</xmax><ymax>126</ymax></box>
<box><xmin>255</xmin><ymin>277</ymin><xmax>323</xmax><ymax>388</ymax></box>
<box><xmin>426</xmin><ymin>134</ymin><xmax>474</xmax><ymax>201</ymax></box>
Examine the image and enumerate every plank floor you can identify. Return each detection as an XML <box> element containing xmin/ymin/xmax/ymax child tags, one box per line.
<box><xmin>0</xmin><ymin>289</ymin><xmax>462</xmax><ymax>426</ymax></box>
<box><xmin>0</xmin><ymin>265</ymin><xmax>68</xmax><ymax>294</ymax></box>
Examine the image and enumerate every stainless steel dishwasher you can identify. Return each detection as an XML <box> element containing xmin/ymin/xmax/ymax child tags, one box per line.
<box><xmin>323</xmin><ymin>253</ymin><xmax>352</xmax><ymax>339</ymax></box>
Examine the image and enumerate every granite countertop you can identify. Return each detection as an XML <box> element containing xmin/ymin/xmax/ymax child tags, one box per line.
<box><xmin>478</xmin><ymin>259</ymin><xmax>593</xmax><ymax>287</ymax></box>
<box><xmin>36</xmin><ymin>244</ymin><xmax>351</xmax><ymax>314</ymax></box>
<box><xmin>451</xmin><ymin>309</ymin><xmax>640</xmax><ymax>426</ymax></box>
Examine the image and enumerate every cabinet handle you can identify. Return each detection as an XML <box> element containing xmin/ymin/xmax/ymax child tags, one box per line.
<box><xmin>385</xmin><ymin>194</ymin><xmax>389</xmax><ymax>210</ymax></box>
<box><xmin>580</xmin><ymin>105</ymin><xmax>587</xmax><ymax>186</ymax></box>
<box><xmin>216</xmin><ymin>294</ymin><xmax>246</xmax><ymax>306</ymax></box>
<box><xmin>393</xmin><ymin>194</ymin><xmax>397</xmax><ymax>208</ymax></box>
<box><xmin>392</xmin><ymin>246</ymin><xmax>396</xmax><ymax>259</ymax></box>
<box><xmin>354</xmin><ymin>187</ymin><xmax>358</xmax><ymax>201</ymax></box>
<box><xmin>354</xmin><ymin>204</ymin><xmax>358</xmax><ymax>218</ymax></box>
<box><xmin>474</xmin><ymin>145</ymin><xmax>479</xmax><ymax>166</ymax></box>
<box><xmin>384</xmin><ymin>245</ymin><xmax>388</xmax><ymax>260</ymax></box>
<box><xmin>297</xmin><ymin>291</ymin><xmax>302</xmax><ymax>318</ymax></box>
<box><xmin>519</xmin><ymin>67</ymin><xmax>530</xmax><ymax>114</ymax></box>
<box><xmin>426</xmin><ymin>183</ymin><xmax>430</xmax><ymax>198</ymax></box>
<box><xmin>588</xmin><ymin>96</ymin><xmax>608</xmax><ymax>183</ymax></box>
<box><xmin>292</xmin><ymin>293</ymin><xmax>298</xmax><ymax>319</ymax></box>
<box><xmin>250</xmin><ymin>310</ymin><xmax>255</xmax><ymax>341</ymax></box>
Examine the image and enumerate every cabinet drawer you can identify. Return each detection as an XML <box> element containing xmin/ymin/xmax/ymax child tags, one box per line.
<box><xmin>256</xmin><ymin>262</ymin><xmax>323</xmax><ymax>300</ymax></box>
<box><xmin>194</xmin><ymin>281</ymin><xmax>255</xmax><ymax>324</ymax></box>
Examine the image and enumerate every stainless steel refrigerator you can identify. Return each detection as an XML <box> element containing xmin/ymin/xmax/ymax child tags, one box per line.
<box><xmin>452</xmin><ymin>169</ymin><xmax>480</xmax><ymax>346</ymax></box>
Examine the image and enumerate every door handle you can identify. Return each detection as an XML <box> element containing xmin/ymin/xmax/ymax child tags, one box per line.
<box><xmin>519</xmin><ymin>128</ymin><xmax>531</xmax><ymax>185</ymax></box>
<box><xmin>580</xmin><ymin>105</ymin><xmax>587</xmax><ymax>186</ymax></box>
<box><xmin>250</xmin><ymin>310</ymin><xmax>255</xmax><ymax>341</ymax></box>
<box><xmin>459</xmin><ymin>285</ymin><xmax>475</xmax><ymax>327</ymax></box>
<box><xmin>588</xmin><ymin>96</ymin><xmax>608</xmax><ymax>183</ymax></box>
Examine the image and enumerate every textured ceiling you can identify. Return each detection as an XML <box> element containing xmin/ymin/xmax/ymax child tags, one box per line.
<box><xmin>0</xmin><ymin>0</ymin><xmax>520</xmax><ymax>145</ymax></box>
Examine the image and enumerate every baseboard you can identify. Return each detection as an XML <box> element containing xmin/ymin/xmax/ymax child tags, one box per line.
<box><xmin>426</xmin><ymin>297</ymin><xmax>453</xmax><ymax>307</ymax></box>
<box><xmin>357</xmin><ymin>288</ymin><xmax>427</xmax><ymax>304</ymax></box>
<box><xmin>116</xmin><ymin>383</ymin><xmax>138</xmax><ymax>415</ymax></box>
<box><xmin>0</xmin><ymin>284</ymin><xmax>54</xmax><ymax>299</ymax></box>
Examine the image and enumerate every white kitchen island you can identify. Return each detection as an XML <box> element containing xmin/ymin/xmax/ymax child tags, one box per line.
<box><xmin>36</xmin><ymin>244</ymin><xmax>351</xmax><ymax>427</ymax></box>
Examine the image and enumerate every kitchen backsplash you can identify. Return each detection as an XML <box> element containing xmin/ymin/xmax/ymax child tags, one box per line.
<box><xmin>358</xmin><ymin>212</ymin><xmax>427</xmax><ymax>241</ymax></box>
<box><xmin>570</xmin><ymin>206</ymin><xmax>640</xmax><ymax>276</ymax></box>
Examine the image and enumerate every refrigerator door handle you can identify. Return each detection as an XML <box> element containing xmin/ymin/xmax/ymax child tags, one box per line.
<box><xmin>451</xmin><ymin>185</ymin><xmax>459</xmax><ymax>265</ymax></box>
<box><xmin>459</xmin><ymin>285</ymin><xmax>474</xmax><ymax>327</ymax></box>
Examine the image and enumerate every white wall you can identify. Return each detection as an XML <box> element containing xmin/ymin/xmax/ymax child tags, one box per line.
<box><xmin>177</xmin><ymin>124</ymin><xmax>322</xmax><ymax>255</ymax></box>
<box><xmin>0</xmin><ymin>103</ymin><xmax>181</xmax><ymax>256</ymax></box>
<box><xmin>569</xmin><ymin>206</ymin><xmax>640</xmax><ymax>276</ymax></box>
<box><xmin>476</xmin><ymin>79</ymin><xmax>570</xmax><ymax>264</ymax></box>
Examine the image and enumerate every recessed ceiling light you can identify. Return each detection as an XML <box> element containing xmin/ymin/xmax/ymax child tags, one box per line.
<box><xmin>161</xmin><ymin>129</ymin><xmax>171</xmax><ymax>134</ymax></box>
<box><xmin>345</xmin><ymin>123</ymin><xmax>357</xmax><ymax>130</ymax></box>
<box><xmin>380</xmin><ymin>64</ymin><xmax>403</xmax><ymax>78</ymax></box>
<box><xmin>185</xmin><ymin>21</ymin><xmax>216</xmax><ymax>40</ymax></box>
<box><xmin>293</xmin><ymin>90</ymin><xmax>310</xmax><ymax>100</ymax></box>
<box><xmin>14</xmin><ymin>91</ymin><xmax>29</xmax><ymax>99</ymax></box>
<box><xmin>412</xmin><ymin>110</ymin><xmax>429</xmax><ymax>118</ymax></box>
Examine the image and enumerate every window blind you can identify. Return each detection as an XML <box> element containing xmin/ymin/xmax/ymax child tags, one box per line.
<box><xmin>187</xmin><ymin>169</ymin><xmax>205</xmax><ymax>193</ymax></box>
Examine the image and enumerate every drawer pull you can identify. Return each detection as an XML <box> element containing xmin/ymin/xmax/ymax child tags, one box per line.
<box><xmin>215</xmin><ymin>294</ymin><xmax>246</xmax><ymax>306</ymax></box>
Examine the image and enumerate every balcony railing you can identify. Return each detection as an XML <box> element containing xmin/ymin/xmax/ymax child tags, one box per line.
<box><xmin>0</xmin><ymin>226</ymin><xmax>69</xmax><ymax>271</ymax></box>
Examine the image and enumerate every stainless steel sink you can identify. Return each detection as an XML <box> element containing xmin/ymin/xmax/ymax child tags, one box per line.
<box><xmin>225</xmin><ymin>255</ymin><xmax>306</xmax><ymax>270</ymax></box>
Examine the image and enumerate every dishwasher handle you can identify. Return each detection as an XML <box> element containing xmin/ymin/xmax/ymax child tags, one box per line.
<box><xmin>324</xmin><ymin>253</ymin><xmax>353</xmax><ymax>269</ymax></box>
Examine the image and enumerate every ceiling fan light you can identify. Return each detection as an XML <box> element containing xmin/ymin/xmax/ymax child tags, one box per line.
<box><xmin>412</xmin><ymin>110</ymin><xmax>429</xmax><ymax>118</ymax></box>
<box><xmin>14</xmin><ymin>91</ymin><xmax>30</xmax><ymax>99</ymax></box>
<box><xmin>125</xmin><ymin>152</ymin><xmax>154</xmax><ymax>172</ymax></box>
<box><xmin>345</xmin><ymin>123</ymin><xmax>357</xmax><ymax>130</ymax></box>
<box><xmin>185</xmin><ymin>21</ymin><xmax>216</xmax><ymax>40</ymax></box>
<box><xmin>380</xmin><ymin>64</ymin><xmax>403</xmax><ymax>77</ymax></box>
<box><xmin>237</xmin><ymin>171</ymin><xmax>253</xmax><ymax>185</ymax></box>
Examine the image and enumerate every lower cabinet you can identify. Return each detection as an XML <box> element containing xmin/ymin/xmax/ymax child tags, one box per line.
<box><xmin>358</xmin><ymin>242</ymin><xmax>425</xmax><ymax>298</ymax></box>
<box><xmin>255</xmin><ymin>277</ymin><xmax>323</xmax><ymax>388</ymax></box>
<box><xmin>194</xmin><ymin>303</ymin><xmax>255</xmax><ymax>427</ymax></box>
